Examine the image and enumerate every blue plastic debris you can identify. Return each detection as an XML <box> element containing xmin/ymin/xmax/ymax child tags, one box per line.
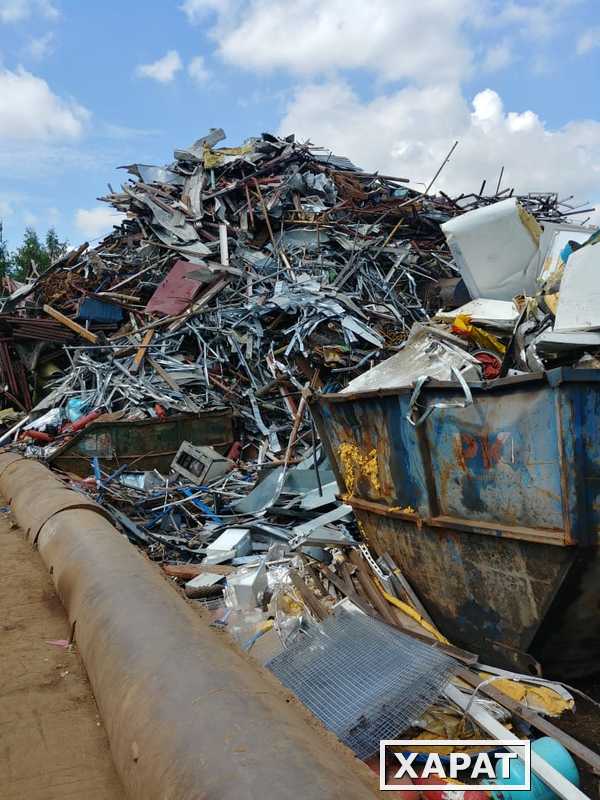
<box><xmin>77</xmin><ymin>297</ymin><xmax>123</xmax><ymax>324</ymax></box>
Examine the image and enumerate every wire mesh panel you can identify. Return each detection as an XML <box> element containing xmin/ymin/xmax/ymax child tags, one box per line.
<box><xmin>266</xmin><ymin>608</ymin><xmax>457</xmax><ymax>758</ymax></box>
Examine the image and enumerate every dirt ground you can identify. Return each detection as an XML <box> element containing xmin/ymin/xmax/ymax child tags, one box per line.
<box><xmin>554</xmin><ymin>695</ymin><xmax>600</xmax><ymax>797</ymax></box>
<box><xmin>0</xmin><ymin>511</ymin><xmax>125</xmax><ymax>800</ymax></box>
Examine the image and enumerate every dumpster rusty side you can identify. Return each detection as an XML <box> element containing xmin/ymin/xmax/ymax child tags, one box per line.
<box><xmin>49</xmin><ymin>408</ymin><xmax>234</xmax><ymax>477</ymax></box>
<box><xmin>312</xmin><ymin>369</ymin><xmax>600</xmax><ymax>678</ymax></box>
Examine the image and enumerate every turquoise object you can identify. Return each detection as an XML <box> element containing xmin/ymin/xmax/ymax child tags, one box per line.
<box><xmin>491</xmin><ymin>737</ymin><xmax>579</xmax><ymax>800</ymax></box>
<box><xmin>66</xmin><ymin>397</ymin><xmax>89</xmax><ymax>422</ymax></box>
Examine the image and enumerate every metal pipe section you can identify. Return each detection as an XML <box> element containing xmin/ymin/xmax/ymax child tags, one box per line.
<box><xmin>0</xmin><ymin>455</ymin><xmax>111</xmax><ymax>544</ymax></box>
<box><xmin>0</xmin><ymin>455</ymin><xmax>381</xmax><ymax>800</ymax></box>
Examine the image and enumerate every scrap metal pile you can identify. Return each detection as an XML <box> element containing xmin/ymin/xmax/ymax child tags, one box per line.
<box><xmin>0</xmin><ymin>129</ymin><xmax>598</xmax><ymax>794</ymax></box>
<box><xmin>0</xmin><ymin>128</ymin><xmax>485</xmax><ymax>562</ymax></box>
<box><xmin>344</xmin><ymin>195</ymin><xmax>598</xmax><ymax>395</ymax></box>
<box><xmin>1</xmin><ymin>130</ymin><xmax>592</xmax><ymax>454</ymax></box>
<box><xmin>0</xmin><ymin>129</ymin><xmax>596</xmax><ymax>566</ymax></box>
<box><xmin>0</xmin><ymin>131</ymin><xmax>477</xmax><ymax>576</ymax></box>
<box><xmin>0</xmin><ymin>129</ymin><xmax>465</xmax><ymax>442</ymax></box>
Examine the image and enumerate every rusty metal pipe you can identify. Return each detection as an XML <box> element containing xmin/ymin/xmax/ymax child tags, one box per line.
<box><xmin>0</xmin><ymin>455</ymin><xmax>381</xmax><ymax>800</ymax></box>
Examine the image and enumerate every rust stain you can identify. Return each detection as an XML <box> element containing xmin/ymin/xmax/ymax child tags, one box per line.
<box><xmin>453</xmin><ymin>435</ymin><xmax>467</xmax><ymax>471</ymax></box>
<box><xmin>457</xmin><ymin>432</ymin><xmax>506</xmax><ymax>470</ymax></box>
<box><xmin>438</xmin><ymin>460</ymin><xmax>454</xmax><ymax>505</ymax></box>
<box><xmin>461</xmin><ymin>433</ymin><xmax>478</xmax><ymax>462</ymax></box>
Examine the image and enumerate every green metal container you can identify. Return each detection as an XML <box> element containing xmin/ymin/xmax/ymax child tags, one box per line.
<box><xmin>49</xmin><ymin>408</ymin><xmax>234</xmax><ymax>477</ymax></box>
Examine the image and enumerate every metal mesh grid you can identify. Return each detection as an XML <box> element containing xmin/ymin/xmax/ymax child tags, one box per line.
<box><xmin>266</xmin><ymin>608</ymin><xmax>457</xmax><ymax>758</ymax></box>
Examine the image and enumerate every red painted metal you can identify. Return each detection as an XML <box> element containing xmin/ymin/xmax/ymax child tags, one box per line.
<box><xmin>22</xmin><ymin>429</ymin><xmax>53</xmax><ymax>443</ymax></box>
<box><xmin>145</xmin><ymin>259</ymin><xmax>204</xmax><ymax>316</ymax></box>
<box><xmin>64</xmin><ymin>408</ymin><xmax>103</xmax><ymax>433</ymax></box>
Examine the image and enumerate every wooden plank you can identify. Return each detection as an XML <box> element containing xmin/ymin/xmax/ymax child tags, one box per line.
<box><xmin>319</xmin><ymin>563</ymin><xmax>365</xmax><ymax>607</ymax></box>
<box><xmin>289</xmin><ymin>571</ymin><xmax>329</xmax><ymax>621</ymax></box>
<box><xmin>456</xmin><ymin>667</ymin><xmax>600</xmax><ymax>776</ymax></box>
<box><xmin>65</xmin><ymin>241</ymin><xmax>89</xmax><ymax>267</ymax></box>
<box><xmin>147</xmin><ymin>357</ymin><xmax>180</xmax><ymax>391</ymax></box>
<box><xmin>348</xmin><ymin>550</ymin><xmax>398</xmax><ymax>627</ymax></box>
<box><xmin>43</xmin><ymin>304</ymin><xmax>98</xmax><ymax>344</ymax></box>
<box><xmin>381</xmin><ymin>551</ymin><xmax>434</xmax><ymax>624</ymax></box>
<box><xmin>96</xmin><ymin>291</ymin><xmax>141</xmax><ymax>303</ymax></box>
<box><xmin>301</xmin><ymin>559</ymin><xmax>329</xmax><ymax>600</ymax></box>
<box><xmin>131</xmin><ymin>330</ymin><xmax>155</xmax><ymax>373</ymax></box>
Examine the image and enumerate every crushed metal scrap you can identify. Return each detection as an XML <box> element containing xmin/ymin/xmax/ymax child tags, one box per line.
<box><xmin>0</xmin><ymin>129</ymin><xmax>599</xmax><ymax>797</ymax></box>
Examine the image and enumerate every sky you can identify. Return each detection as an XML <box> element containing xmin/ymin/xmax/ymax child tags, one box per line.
<box><xmin>0</xmin><ymin>0</ymin><xmax>599</xmax><ymax>247</ymax></box>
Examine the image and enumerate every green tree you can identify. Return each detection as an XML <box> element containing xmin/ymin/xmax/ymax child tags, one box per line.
<box><xmin>10</xmin><ymin>226</ymin><xmax>68</xmax><ymax>280</ymax></box>
<box><xmin>45</xmin><ymin>228</ymin><xmax>68</xmax><ymax>264</ymax></box>
<box><xmin>11</xmin><ymin>227</ymin><xmax>48</xmax><ymax>280</ymax></box>
<box><xmin>0</xmin><ymin>239</ymin><xmax>12</xmax><ymax>277</ymax></box>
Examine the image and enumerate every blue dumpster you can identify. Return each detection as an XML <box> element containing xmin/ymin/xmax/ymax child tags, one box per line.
<box><xmin>312</xmin><ymin>368</ymin><xmax>600</xmax><ymax>678</ymax></box>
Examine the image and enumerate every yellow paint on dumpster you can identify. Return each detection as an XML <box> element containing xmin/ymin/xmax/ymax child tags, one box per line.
<box><xmin>338</xmin><ymin>442</ymin><xmax>380</xmax><ymax>495</ymax></box>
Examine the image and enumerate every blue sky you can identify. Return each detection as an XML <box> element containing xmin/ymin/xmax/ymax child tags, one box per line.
<box><xmin>1</xmin><ymin>0</ymin><xmax>599</xmax><ymax>247</ymax></box>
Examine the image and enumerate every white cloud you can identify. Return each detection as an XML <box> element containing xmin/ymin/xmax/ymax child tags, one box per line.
<box><xmin>21</xmin><ymin>206</ymin><xmax>60</xmax><ymax>228</ymax></box>
<box><xmin>135</xmin><ymin>50</ymin><xmax>182</xmax><ymax>83</ymax></box>
<box><xmin>74</xmin><ymin>207</ymin><xmax>124</xmax><ymax>240</ymax></box>
<box><xmin>482</xmin><ymin>40</ymin><xmax>513</xmax><ymax>71</ymax></box>
<box><xmin>208</xmin><ymin>0</ymin><xmax>476</xmax><ymax>84</ymax></box>
<box><xmin>180</xmin><ymin>0</ymin><xmax>227</xmax><ymax>23</ymax></box>
<box><xmin>183</xmin><ymin>0</ymin><xmax>585</xmax><ymax>83</ymax></box>
<box><xmin>38</xmin><ymin>0</ymin><xmax>57</xmax><ymax>16</ymax></box>
<box><xmin>188</xmin><ymin>54</ymin><xmax>210</xmax><ymax>83</ymax></box>
<box><xmin>0</xmin><ymin>0</ymin><xmax>58</xmax><ymax>22</ymax></box>
<box><xmin>0</xmin><ymin>67</ymin><xmax>89</xmax><ymax>140</ymax></box>
<box><xmin>0</xmin><ymin>0</ymin><xmax>28</xmax><ymax>21</ymax></box>
<box><xmin>494</xmin><ymin>0</ymin><xmax>581</xmax><ymax>40</ymax></box>
<box><xmin>181</xmin><ymin>0</ymin><xmax>585</xmax><ymax>84</ymax></box>
<box><xmin>577</xmin><ymin>26</ymin><xmax>600</xmax><ymax>55</ymax></box>
<box><xmin>25</xmin><ymin>31</ymin><xmax>55</xmax><ymax>60</ymax></box>
<box><xmin>279</xmin><ymin>80</ymin><xmax>600</xmax><ymax>216</ymax></box>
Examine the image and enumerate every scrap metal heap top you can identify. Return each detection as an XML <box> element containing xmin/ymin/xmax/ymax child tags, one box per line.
<box><xmin>0</xmin><ymin>129</ymin><xmax>587</xmax><ymax>450</ymax></box>
<box><xmin>0</xmin><ymin>129</ymin><xmax>468</xmax><ymax>445</ymax></box>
